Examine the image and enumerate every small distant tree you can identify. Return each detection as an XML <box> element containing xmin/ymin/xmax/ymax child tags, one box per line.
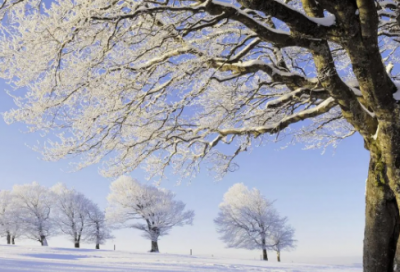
<box><xmin>0</xmin><ymin>190</ymin><xmax>23</xmax><ymax>245</ymax></box>
<box><xmin>0</xmin><ymin>190</ymin><xmax>14</xmax><ymax>244</ymax></box>
<box><xmin>106</xmin><ymin>176</ymin><xmax>194</xmax><ymax>253</ymax></box>
<box><xmin>12</xmin><ymin>182</ymin><xmax>55</xmax><ymax>246</ymax></box>
<box><xmin>52</xmin><ymin>183</ymin><xmax>94</xmax><ymax>248</ymax></box>
<box><xmin>9</xmin><ymin>226</ymin><xmax>21</xmax><ymax>245</ymax></box>
<box><xmin>270</xmin><ymin>222</ymin><xmax>296</xmax><ymax>262</ymax></box>
<box><xmin>214</xmin><ymin>183</ymin><xmax>294</xmax><ymax>261</ymax></box>
<box><xmin>86</xmin><ymin>204</ymin><xmax>113</xmax><ymax>249</ymax></box>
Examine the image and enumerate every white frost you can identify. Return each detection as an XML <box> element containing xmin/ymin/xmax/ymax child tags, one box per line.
<box><xmin>372</xmin><ymin>125</ymin><xmax>379</xmax><ymax>140</ymax></box>
<box><xmin>358</xmin><ymin>102</ymin><xmax>375</xmax><ymax>118</ymax></box>
<box><xmin>393</xmin><ymin>81</ymin><xmax>400</xmax><ymax>100</ymax></box>
<box><xmin>307</xmin><ymin>13</ymin><xmax>336</xmax><ymax>26</ymax></box>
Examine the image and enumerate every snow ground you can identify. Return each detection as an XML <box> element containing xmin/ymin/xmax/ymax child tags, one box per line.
<box><xmin>0</xmin><ymin>245</ymin><xmax>362</xmax><ymax>272</ymax></box>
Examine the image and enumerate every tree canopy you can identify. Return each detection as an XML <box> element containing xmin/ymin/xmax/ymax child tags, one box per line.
<box><xmin>2</xmin><ymin>0</ymin><xmax>393</xmax><ymax>180</ymax></box>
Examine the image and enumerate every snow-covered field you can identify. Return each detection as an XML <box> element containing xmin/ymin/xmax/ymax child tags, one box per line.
<box><xmin>0</xmin><ymin>245</ymin><xmax>361</xmax><ymax>272</ymax></box>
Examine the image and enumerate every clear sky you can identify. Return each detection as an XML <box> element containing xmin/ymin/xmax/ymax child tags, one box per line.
<box><xmin>0</xmin><ymin>77</ymin><xmax>368</xmax><ymax>265</ymax></box>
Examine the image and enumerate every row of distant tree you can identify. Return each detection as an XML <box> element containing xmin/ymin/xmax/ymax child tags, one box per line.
<box><xmin>0</xmin><ymin>178</ymin><xmax>295</xmax><ymax>262</ymax></box>
<box><xmin>0</xmin><ymin>182</ymin><xmax>112</xmax><ymax>249</ymax></box>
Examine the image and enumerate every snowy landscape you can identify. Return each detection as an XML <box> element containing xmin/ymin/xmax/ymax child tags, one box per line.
<box><xmin>1</xmin><ymin>0</ymin><xmax>400</xmax><ymax>271</ymax></box>
<box><xmin>0</xmin><ymin>245</ymin><xmax>361</xmax><ymax>272</ymax></box>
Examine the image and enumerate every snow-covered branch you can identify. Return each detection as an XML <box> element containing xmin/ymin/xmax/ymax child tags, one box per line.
<box><xmin>0</xmin><ymin>0</ymin><xmax>391</xmax><ymax>181</ymax></box>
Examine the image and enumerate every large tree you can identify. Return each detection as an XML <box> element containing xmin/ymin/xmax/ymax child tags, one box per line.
<box><xmin>0</xmin><ymin>0</ymin><xmax>400</xmax><ymax>270</ymax></box>
<box><xmin>106</xmin><ymin>176</ymin><xmax>194</xmax><ymax>252</ymax></box>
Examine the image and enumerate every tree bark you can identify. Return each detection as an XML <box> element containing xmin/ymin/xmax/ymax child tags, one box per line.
<box><xmin>150</xmin><ymin>241</ymin><xmax>159</xmax><ymax>253</ymax></box>
<box><xmin>261</xmin><ymin>237</ymin><xmax>268</xmax><ymax>261</ymax></box>
<box><xmin>11</xmin><ymin>236</ymin><xmax>15</xmax><ymax>245</ymax></box>
<box><xmin>96</xmin><ymin>224</ymin><xmax>100</xmax><ymax>250</ymax></box>
<box><xmin>277</xmin><ymin>251</ymin><xmax>281</xmax><ymax>262</ymax></box>
<box><xmin>364</xmin><ymin>152</ymin><xmax>400</xmax><ymax>272</ymax></box>
<box><xmin>6</xmin><ymin>233</ymin><xmax>10</xmax><ymax>245</ymax></box>
<box><xmin>262</xmin><ymin>249</ymin><xmax>268</xmax><ymax>261</ymax></box>
<box><xmin>40</xmin><ymin>235</ymin><xmax>48</xmax><ymax>246</ymax></box>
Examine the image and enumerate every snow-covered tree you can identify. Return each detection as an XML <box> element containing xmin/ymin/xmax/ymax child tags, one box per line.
<box><xmin>0</xmin><ymin>190</ymin><xmax>23</xmax><ymax>245</ymax></box>
<box><xmin>12</xmin><ymin>182</ymin><xmax>55</xmax><ymax>246</ymax></box>
<box><xmin>52</xmin><ymin>183</ymin><xmax>94</xmax><ymax>248</ymax></box>
<box><xmin>270</xmin><ymin>222</ymin><xmax>296</xmax><ymax>262</ymax></box>
<box><xmin>214</xmin><ymin>183</ymin><xmax>290</xmax><ymax>261</ymax></box>
<box><xmin>86</xmin><ymin>204</ymin><xmax>113</xmax><ymax>249</ymax></box>
<box><xmin>2</xmin><ymin>0</ymin><xmax>400</xmax><ymax>269</ymax></box>
<box><xmin>106</xmin><ymin>176</ymin><xmax>194</xmax><ymax>252</ymax></box>
<box><xmin>0</xmin><ymin>190</ymin><xmax>14</xmax><ymax>244</ymax></box>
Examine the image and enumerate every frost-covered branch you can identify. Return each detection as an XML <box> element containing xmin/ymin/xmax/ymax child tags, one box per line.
<box><xmin>0</xmin><ymin>0</ymin><xmax>394</xmax><ymax>181</ymax></box>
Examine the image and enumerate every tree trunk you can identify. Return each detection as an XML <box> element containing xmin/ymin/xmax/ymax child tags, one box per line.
<box><xmin>150</xmin><ymin>240</ymin><xmax>159</xmax><ymax>253</ymax></box>
<box><xmin>11</xmin><ymin>236</ymin><xmax>15</xmax><ymax>245</ymax></box>
<box><xmin>75</xmin><ymin>241</ymin><xmax>80</xmax><ymax>248</ymax></box>
<box><xmin>261</xmin><ymin>237</ymin><xmax>268</xmax><ymax>261</ymax></box>
<box><xmin>277</xmin><ymin>251</ymin><xmax>281</xmax><ymax>262</ymax></box>
<box><xmin>40</xmin><ymin>235</ymin><xmax>48</xmax><ymax>246</ymax></box>
<box><xmin>96</xmin><ymin>224</ymin><xmax>100</xmax><ymax>250</ymax></box>
<box><xmin>262</xmin><ymin>249</ymin><xmax>268</xmax><ymax>261</ymax></box>
<box><xmin>6</xmin><ymin>233</ymin><xmax>10</xmax><ymax>245</ymax></box>
<box><xmin>364</xmin><ymin>152</ymin><xmax>400</xmax><ymax>272</ymax></box>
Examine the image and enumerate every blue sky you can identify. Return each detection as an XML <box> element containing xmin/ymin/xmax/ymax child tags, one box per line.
<box><xmin>0</xmin><ymin>78</ymin><xmax>368</xmax><ymax>265</ymax></box>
